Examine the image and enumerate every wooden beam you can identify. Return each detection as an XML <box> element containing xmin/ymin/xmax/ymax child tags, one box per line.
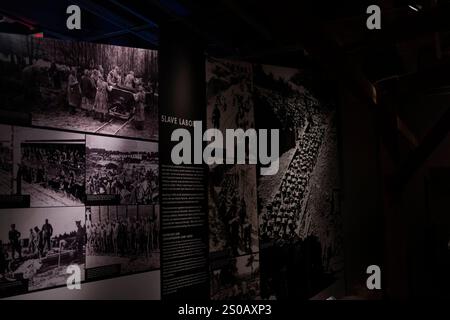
<box><xmin>394</xmin><ymin>106</ymin><xmax>450</xmax><ymax>186</ymax></box>
<box><xmin>397</xmin><ymin>115</ymin><xmax>419</xmax><ymax>148</ymax></box>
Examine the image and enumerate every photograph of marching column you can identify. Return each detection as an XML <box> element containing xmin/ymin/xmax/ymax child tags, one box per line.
<box><xmin>0</xmin><ymin>33</ymin><xmax>158</xmax><ymax>140</ymax></box>
<box><xmin>254</xmin><ymin>64</ymin><xmax>344</xmax><ymax>299</ymax></box>
<box><xmin>86</xmin><ymin>135</ymin><xmax>159</xmax><ymax>205</ymax></box>
<box><xmin>0</xmin><ymin>207</ymin><xmax>85</xmax><ymax>295</ymax></box>
<box><xmin>12</xmin><ymin>127</ymin><xmax>86</xmax><ymax>208</ymax></box>
<box><xmin>0</xmin><ymin>125</ymin><xmax>13</xmax><ymax>195</ymax></box>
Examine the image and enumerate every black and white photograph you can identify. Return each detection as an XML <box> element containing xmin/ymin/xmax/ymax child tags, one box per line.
<box><xmin>0</xmin><ymin>207</ymin><xmax>85</xmax><ymax>292</ymax></box>
<box><xmin>86</xmin><ymin>135</ymin><xmax>159</xmax><ymax>205</ymax></box>
<box><xmin>86</xmin><ymin>205</ymin><xmax>160</xmax><ymax>275</ymax></box>
<box><xmin>206</xmin><ymin>57</ymin><xmax>254</xmax><ymax>132</ymax></box>
<box><xmin>0</xmin><ymin>33</ymin><xmax>158</xmax><ymax>140</ymax></box>
<box><xmin>210</xmin><ymin>253</ymin><xmax>260</xmax><ymax>300</ymax></box>
<box><xmin>208</xmin><ymin>164</ymin><xmax>259</xmax><ymax>256</ymax></box>
<box><xmin>13</xmin><ymin>127</ymin><xmax>86</xmax><ymax>207</ymax></box>
<box><xmin>254</xmin><ymin>64</ymin><xmax>343</xmax><ymax>299</ymax></box>
<box><xmin>0</xmin><ymin>125</ymin><xmax>12</xmax><ymax>195</ymax></box>
<box><xmin>206</xmin><ymin>57</ymin><xmax>259</xmax><ymax>258</ymax></box>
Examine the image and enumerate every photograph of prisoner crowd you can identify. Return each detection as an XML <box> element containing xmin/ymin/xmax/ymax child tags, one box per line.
<box><xmin>86</xmin><ymin>136</ymin><xmax>158</xmax><ymax>205</ymax></box>
<box><xmin>86</xmin><ymin>162</ymin><xmax>158</xmax><ymax>205</ymax></box>
<box><xmin>19</xmin><ymin>143</ymin><xmax>85</xmax><ymax>204</ymax></box>
<box><xmin>86</xmin><ymin>208</ymin><xmax>159</xmax><ymax>260</ymax></box>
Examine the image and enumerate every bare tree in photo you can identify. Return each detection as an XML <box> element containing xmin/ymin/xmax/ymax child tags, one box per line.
<box><xmin>0</xmin><ymin>34</ymin><xmax>159</xmax><ymax>140</ymax></box>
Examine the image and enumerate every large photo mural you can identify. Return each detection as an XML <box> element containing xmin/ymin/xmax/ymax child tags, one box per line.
<box><xmin>254</xmin><ymin>64</ymin><xmax>343</xmax><ymax>300</ymax></box>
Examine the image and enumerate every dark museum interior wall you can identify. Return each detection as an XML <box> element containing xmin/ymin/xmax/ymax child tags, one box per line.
<box><xmin>2</xmin><ymin>20</ymin><xmax>207</xmax><ymax>299</ymax></box>
<box><xmin>2</xmin><ymin>0</ymin><xmax>450</xmax><ymax>300</ymax></box>
<box><xmin>338</xmin><ymin>89</ymin><xmax>383</xmax><ymax>300</ymax></box>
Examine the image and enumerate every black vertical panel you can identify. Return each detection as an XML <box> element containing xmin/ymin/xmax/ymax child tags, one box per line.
<box><xmin>159</xmin><ymin>21</ymin><xmax>209</xmax><ymax>299</ymax></box>
<box><xmin>338</xmin><ymin>86</ymin><xmax>384</xmax><ymax>298</ymax></box>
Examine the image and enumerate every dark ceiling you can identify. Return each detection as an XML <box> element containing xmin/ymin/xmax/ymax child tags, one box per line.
<box><xmin>2</xmin><ymin>1</ymin><xmax>450</xmax><ymax>73</ymax></box>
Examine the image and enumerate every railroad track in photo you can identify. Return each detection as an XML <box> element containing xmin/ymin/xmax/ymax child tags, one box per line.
<box><xmin>93</xmin><ymin>116</ymin><xmax>134</xmax><ymax>136</ymax></box>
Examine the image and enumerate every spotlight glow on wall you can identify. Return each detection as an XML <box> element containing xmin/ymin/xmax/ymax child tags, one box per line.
<box><xmin>408</xmin><ymin>5</ymin><xmax>421</xmax><ymax>12</ymax></box>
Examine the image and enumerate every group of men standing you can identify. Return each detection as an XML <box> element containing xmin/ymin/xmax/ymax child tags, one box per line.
<box><xmin>63</xmin><ymin>64</ymin><xmax>148</xmax><ymax>129</ymax></box>
<box><xmin>86</xmin><ymin>213</ymin><xmax>159</xmax><ymax>259</ymax></box>
<box><xmin>0</xmin><ymin>219</ymin><xmax>85</xmax><ymax>279</ymax></box>
<box><xmin>27</xmin><ymin>219</ymin><xmax>54</xmax><ymax>257</ymax></box>
<box><xmin>0</xmin><ymin>219</ymin><xmax>53</xmax><ymax>269</ymax></box>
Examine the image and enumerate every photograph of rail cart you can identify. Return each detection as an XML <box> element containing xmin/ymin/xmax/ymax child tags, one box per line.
<box><xmin>0</xmin><ymin>33</ymin><xmax>158</xmax><ymax>140</ymax></box>
<box><xmin>0</xmin><ymin>125</ymin><xmax>12</xmax><ymax>195</ymax></box>
<box><xmin>85</xmin><ymin>205</ymin><xmax>160</xmax><ymax>277</ymax></box>
<box><xmin>0</xmin><ymin>207</ymin><xmax>85</xmax><ymax>295</ymax></box>
<box><xmin>12</xmin><ymin>126</ymin><xmax>86</xmax><ymax>208</ymax></box>
<box><xmin>86</xmin><ymin>135</ymin><xmax>159</xmax><ymax>205</ymax></box>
